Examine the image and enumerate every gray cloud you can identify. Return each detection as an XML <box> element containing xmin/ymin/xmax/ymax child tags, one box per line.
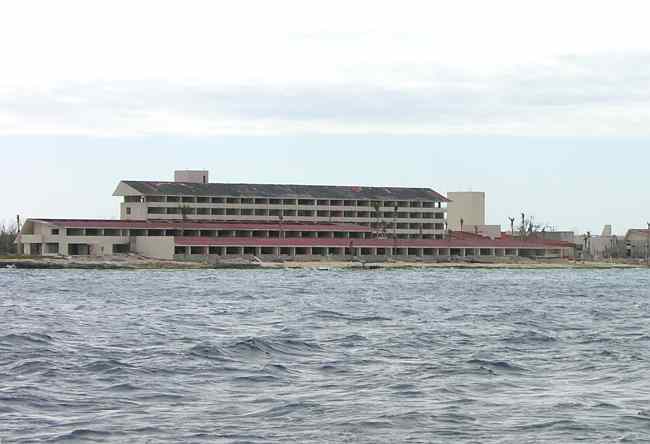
<box><xmin>2</xmin><ymin>53</ymin><xmax>650</xmax><ymax>136</ymax></box>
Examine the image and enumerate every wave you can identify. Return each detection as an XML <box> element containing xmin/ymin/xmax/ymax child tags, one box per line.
<box><xmin>105</xmin><ymin>383</ymin><xmax>141</xmax><ymax>392</ymax></box>
<box><xmin>0</xmin><ymin>332</ymin><xmax>53</xmax><ymax>346</ymax></box>
<box><xmin>503</xmin><ymin>330</ymin><xmax>558</xmax><ymax>344</ymax></box>
<box><xmin>81</xmin><ymin>359</ymin><xmax>135</xmax><ymax>374</ymax></box>
<box><xmin>5</xmin><ymin>359</ymin><xmax>56</xmax><ymax>376</ymax></box>
<box><xmin>188</xmin><ymin>343</ymin><xmax>231</xmax><ymax>361</ymax></box>
<box><xmin>249</xmin><ymin>401</ymin><xmax>323</xmax><ymax>419</ymax></box>
<box><xmin>467</xmin><ymin>359</ymin><xmax>527</xmax><ymax>372</ymax></box>
<box><xmin>189</xmin><ymin>337</ymin><xmax>323</xmax><ymax>366</ymax></box>
<box><xmin>518</xmin><ymin>419</ymin><xmax>587</xmax><ymax>431</ymax></box>
<box><xmin>313</xmin><ymin>310</ymin><xmax>391</xmax><ymax>322</ymax></box>
<box><xmin>52</xmin><ymin>429</ymin><xmax>116</xmax><ymax>441</ymax></box>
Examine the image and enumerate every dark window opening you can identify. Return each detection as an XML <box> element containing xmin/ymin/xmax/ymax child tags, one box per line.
<box><xmin>112</xmin><ymin>244</ymin><xmax>129</xmax><ymax>254</ymax></box>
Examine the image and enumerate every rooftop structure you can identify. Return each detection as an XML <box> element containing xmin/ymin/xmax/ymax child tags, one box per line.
<box><xmin>174</xmin><ymin>170</ymin><xmax>209</xmax><ymax>184</ymax></box>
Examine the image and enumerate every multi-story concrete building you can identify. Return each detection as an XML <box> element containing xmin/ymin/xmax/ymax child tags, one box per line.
<box><xmin>114</xmin><ymin>171</ymin><xmax>449</xmax><ymax>240</ymax></box>
<box><xmin>16</xmin><ymin>170</ymin><xmax>576</xmax><ymax>261</ymax></box>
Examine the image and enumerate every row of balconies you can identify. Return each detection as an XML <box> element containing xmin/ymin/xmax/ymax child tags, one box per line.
<box><xmin>126</xmin><ymin>195</ymin><xmax>446</xmax><ymax>209</ymax></box>
<box><xmin>143</xmin><ymin>214</ymin><xmax>445</xmax><ymax>231</ymax></box>
<box><xmin>146</xmin><ymin>206</ymin><xmax>445</xmax><ymax>219</ymax></box>
<box><xmin>141</xmin><ymin>202</ymin><xmax>445</xmax><ymax>213</ymax></box>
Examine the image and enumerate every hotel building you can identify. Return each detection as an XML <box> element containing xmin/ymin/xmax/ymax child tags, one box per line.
<box><xmin>16</xmin><ymin>170</ymin><xmax>576</xmax><ymax>261</ymax></box>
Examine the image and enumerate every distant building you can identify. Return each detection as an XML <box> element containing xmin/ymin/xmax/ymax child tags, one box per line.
<box><xmin>576</xmin><ymin>225</ymin><xmax>626</xmax><ymax>259</ymax></box>
<box><xmin>624</xmin><ymin>229</ymin><xmax>650</xmax><ymax>259</ymax></box>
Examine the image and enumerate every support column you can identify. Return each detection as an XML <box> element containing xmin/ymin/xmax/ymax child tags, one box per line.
<box><xmin>273</xmin><ymin>247</ymin><xmax>281</xmax><ymax>256</ymax></box>
<box><xmin>289</xmin><ymin>247</ymin><xmax>296</xmax><ymax>257</ymax></box>
<box><xmin>255</xmin><ymin>247</ymin><xmax>262</xmax><ymax>256</ymax></box>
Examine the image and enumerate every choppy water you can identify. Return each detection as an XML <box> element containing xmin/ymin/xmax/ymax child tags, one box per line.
<box><xmin>1</xmin><ymin>269</ymin><xmax>650</xmax><ymax>443</ymax></box>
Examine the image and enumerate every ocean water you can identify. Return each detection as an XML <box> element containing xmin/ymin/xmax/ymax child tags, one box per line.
<box><xmin>1</xmin><ymin>268</ymin><xmax>650</xmax><ymax>443</ymax></box>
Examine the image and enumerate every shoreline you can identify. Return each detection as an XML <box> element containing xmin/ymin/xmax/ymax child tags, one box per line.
<box><xmin>1</xmin><ymin>256</ymin><xmax>645</xmax><ymax>270</ymax></box>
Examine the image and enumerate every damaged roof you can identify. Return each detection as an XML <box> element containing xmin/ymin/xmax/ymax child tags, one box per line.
<box><xmin>118</xmin><ymin>181</ymin><xmax>449</xmax><ymax>202</ymax></box>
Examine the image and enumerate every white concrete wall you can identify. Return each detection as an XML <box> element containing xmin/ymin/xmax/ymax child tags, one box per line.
<box><xmin>447</xmin><ymin>192</ymin><xmax>486</xmax><ymax>231</ymax></box>
<box><xmin>121</xmin><ymin>202</ymin><xmax>148</xmax><ymax>220</ymax></box>
<box><xmin>20</xmin><ymin>221</ymin><xmax>132</xmax><ymax>257</ymax></box>
<box><xmin>134</xmin><ymin>236</ymin><xmax>175</xmax><ymax>260</ymax></box>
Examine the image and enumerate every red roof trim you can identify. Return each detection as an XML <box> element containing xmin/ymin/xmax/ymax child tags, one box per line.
<box><xmin>31</xmin><ymin>219</ymin><xmax>369</xmax><ymax>232</ymax></box>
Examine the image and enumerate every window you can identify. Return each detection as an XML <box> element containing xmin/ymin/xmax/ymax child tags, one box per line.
<box><xmin>126</xmin><ymin>207</ymin><xmax>131</xmax><ymax>215</ymax></box>
<box><xmin>51</xmin><ymin>229</ymin><xmax>59</xmax><ymax>235</ymax></box>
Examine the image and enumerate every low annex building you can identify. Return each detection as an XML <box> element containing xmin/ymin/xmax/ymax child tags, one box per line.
<box><xmin>16</xmin><ymin>170</ymin><xmax>576</xmax><ymax>261</ymax></box>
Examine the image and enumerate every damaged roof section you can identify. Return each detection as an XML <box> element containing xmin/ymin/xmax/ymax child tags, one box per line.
<box><xmin>116</xmin><ymin>180</ymin><xmax>449</xmax><ymax>202</ymax></box>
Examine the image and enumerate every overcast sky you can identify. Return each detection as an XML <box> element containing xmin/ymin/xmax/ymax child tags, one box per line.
<box><xmin>2</xmin><ymin>1</ymin><xmax>650</xmax><ymax>234</ymax></box>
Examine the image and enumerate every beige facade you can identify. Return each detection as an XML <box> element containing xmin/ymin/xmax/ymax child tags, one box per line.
<box><xmin>134</xmin><ymin>236</ymin><xmax>175</xmax><ymax>260</ymax></box>
<box><xmin>19</xmin><ymin>220</ymin><xmax>132</xmax><ymax>257</ymax></box>
<box><xmin>447</xmin><ymin>192</ymin><xmax>486</xmax><ymax>231</ymax></box>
